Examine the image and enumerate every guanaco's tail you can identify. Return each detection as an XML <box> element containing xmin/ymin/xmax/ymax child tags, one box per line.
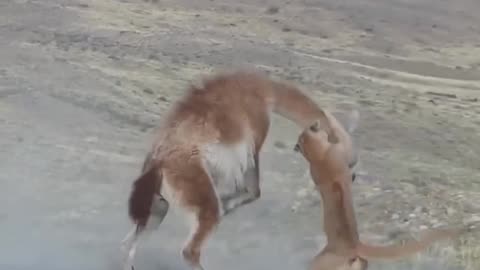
<box><xmin>357</xmin><ymin>228</ymin><xmax>460</xmax><ymax>260</ymax></box>
<box><xmin>128</xmin><ymin>156</ymin><xmax>164</xmax><ymax>229</ymax></box>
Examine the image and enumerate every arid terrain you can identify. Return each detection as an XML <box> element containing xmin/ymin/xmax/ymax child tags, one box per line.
<box><xmin>0</xmin><ymin>0</ymin><xmax>479</xmax><ymax>270</ymax></box>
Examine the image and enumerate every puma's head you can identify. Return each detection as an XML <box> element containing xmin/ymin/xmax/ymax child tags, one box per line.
<box><xmin>294</xmin><ymin>109</ymin><xmax>360</xmax><ymax>182</ymax></box>
<box><xmin>294</xmin><ymin>120</ymin><xmax>331</xmax><ymax>163</ymax></box>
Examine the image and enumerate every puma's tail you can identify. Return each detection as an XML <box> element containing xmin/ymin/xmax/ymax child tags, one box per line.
<box><xmin>128</xmin><ymin>157</ymin><xmax>164</xmax><ymax>229</ymax></box>
<box><xmin>357</xmin><ymin>228</ymin><xmax>459</xmax><ymax>260</ymax></box>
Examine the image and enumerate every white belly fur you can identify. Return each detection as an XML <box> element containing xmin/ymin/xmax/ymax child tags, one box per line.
<box><xmin>201</xmin><ymin>139</ymin><xmax>255</xmax><ymax>199</ymax></box>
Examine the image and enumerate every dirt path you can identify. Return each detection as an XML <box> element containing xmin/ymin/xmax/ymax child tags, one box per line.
<box><xmin>0</xmin><ymin>1</ymin><xmax>479</xmax><ymax>270</ymax></box>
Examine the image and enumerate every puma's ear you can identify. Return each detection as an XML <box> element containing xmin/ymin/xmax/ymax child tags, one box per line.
<box><xmin>332</xmin><ymin>109</ymin><xmax>360</xmax><ymax>134</ymax></box>
<box><xmin>293</xmin><ymin>143</ymin><xmax>300</xmax><ymax>152</ymax></box>
<box><xmin>309</xmin><ymin>120</ymin><xmax>321</xmax><ymax>132</ymax></box>
<box><xmin>348</xmin><ymin>256</ymin><xmax>368</xmax><ymax>270</ymax></box>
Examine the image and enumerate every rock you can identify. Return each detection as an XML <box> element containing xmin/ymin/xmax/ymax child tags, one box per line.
<box><xmin>291</xmin><ymin>201</ymin><xmax>301</xmax><ymax>212</ymax></box>
<box><xmin>84</xmin><ymin>136</ymin><xmax>98</xmax><ymax>143</ymax></box>
<box><xmin>426</xmin><ymin>91</ymin><xmax>457</xmax><ymax>99</ymax></box>
<box><xmin>296</xmin><ymin>188</ymin><xmax>309</xmax><ymax>198</ymax></box>
<box><xmin>266</xmin><ymin>6</ymin><xmax>279</xmax><ymax>14</ymax></box>
<box><xmin>143</xmin><ymin>88</ymin><xmax>154</xmax><ymax>95</ymax></box>
<box><xmin>274</xmin><ymin>140</ymin><xmax>287</xmax><ymax>149</ymax></box>
<box><xmin>446</xmin><ymin>207</ymin><xmax>456</xmax><ymax>215</ymax></box>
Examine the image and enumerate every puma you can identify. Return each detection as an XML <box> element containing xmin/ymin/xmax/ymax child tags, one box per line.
<box><xmin>294</xmin><ymin>110</ymin><xmax>462</xmax><ymax>270</ymax></box>
<box><xmin>121</xmin><ymin>70</ymin><xmax>354</xmax><ymax>270</ymax></box>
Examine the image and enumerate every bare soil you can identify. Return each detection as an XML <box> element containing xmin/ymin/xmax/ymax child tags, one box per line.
<box><xmin>0</xmin><ymin>0</ymin><xmax>479</xmax><ymax>270</ymax></box>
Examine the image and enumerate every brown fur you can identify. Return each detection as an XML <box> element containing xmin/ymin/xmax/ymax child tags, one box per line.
<box><xmin>294</xmin><ymin>111</ymin><xmax>462</xmax><ymax>270</ymax></box>
<box><xmin>122</xmin><ymin>70</ymin><xmax>346</xmax><ymax>270</ymax></box>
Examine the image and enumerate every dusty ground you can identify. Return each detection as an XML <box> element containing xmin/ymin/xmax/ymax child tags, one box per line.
<box><xmin>1</xmin><ymin>0</ymin><xmax>479</xmax><ymax>269</ymax></box>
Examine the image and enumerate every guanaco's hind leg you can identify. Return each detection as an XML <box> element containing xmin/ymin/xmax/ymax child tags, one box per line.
<box><xmin>121</xmin><ymin>195</ymin><xmax>169</xmax><ymax>270</ymax></box>
<box><xmin>121</xmin><ymin>225</ymin><xmax>140</xmax><ymax>270</ymax></box>
<box><xmin>182</xmin><ymin>208</ymin><xmax>219</xmax><ymax>270</ymax></box>
<box><xmin>221</xmin><ymin>154</ymin><xmax>261</xmax><ymax>215</ymax></box>
<box><xmin>168</xmin><ymin>160</ymin><xmax>221</xmax><ymax>270</ymax></box>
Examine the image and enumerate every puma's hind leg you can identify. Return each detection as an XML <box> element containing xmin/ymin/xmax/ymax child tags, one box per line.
<box><xmin>310</xmin><ymin>249</ymin><xmax>368</xmax><ymax>270</ymax></box>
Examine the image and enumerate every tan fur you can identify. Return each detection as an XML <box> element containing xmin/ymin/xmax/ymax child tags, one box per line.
<box><xmin>295</xmin><ymin>111</ymin><xmax>461</xmax><ymax>270</ymax></box>
<box><xmin>122</xmin><ymin>70</ymin><xmax>345</xmax><ymax>270</ymax></box>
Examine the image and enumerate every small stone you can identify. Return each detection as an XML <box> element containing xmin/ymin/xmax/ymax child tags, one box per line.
<box><xmin>464</xmin><ymin>215</ymin><xmax>480</xmax><ymax>224</ymax></box>
<box><xmin>446</xmin><ymin>207</ymin><xmax>456</xmax><ymax>215</ymax></box>
<box><xmin>143</xmin><ymin>88</ymin><xmax>154</xmax><ymax>95</ymax></box>
<box><xmin>266</xmin><ymin>6</ymin><xmax>279</xmax><ymax>14</ymax></box>
<box><xmin>409</xmin><ymin>213</ymin><xmax>416</xmax><ymax>218</ymax></box>
<box><xmin>297</xmin><ymin>188</ymin><xmax>308</xmax><ymax>198</ymax></box>
<box><xmin>85</xmin><ymin>136</ymin><xmax>98</xmax><ymax>143</ymax></box>
<box><xmin>391</xmin><ymin>214</ymin><xmax>399</xmax><ymax>220</ymax></box>
<box><xmin>274</xmin><ymin>141</ymin><xmax>287</xmax><ymax>149</ymax></box>
<box><xmin>291</xmin><ymin>201</ymin><xmax>301</xmax><ymax>212</ymax></box>
<box><xmin>419</xmin><ymin>225</ymin><xmax>428</xmax><ymax>230</ymax></box>
<box><xmin>467</xmin><ymin>97</ymin><xmax>478</xmax><ymax>102</ymax></box>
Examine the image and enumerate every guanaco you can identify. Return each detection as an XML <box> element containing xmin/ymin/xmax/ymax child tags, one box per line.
<box><xmin>121</xmin><ymin>70</ymin><xmax>355</xmax><ymax>270</ymax></box>
<box><xmin>294</xmin><ymin>110</ymin><xmax>461</xmax><ymax>270</ymax></box>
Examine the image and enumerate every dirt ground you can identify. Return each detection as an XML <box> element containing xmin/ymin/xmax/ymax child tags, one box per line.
<box><xmin>0</xmin><ymin>0</ymin><xmax>479</xmax><ymax>270</ymax></box>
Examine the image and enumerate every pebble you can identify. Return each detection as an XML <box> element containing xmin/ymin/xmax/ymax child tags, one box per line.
<box><xmin>143</xmin><ymin>88</ymin><xmax>154</xmax><ymax>95</ymax></box>
<box><xmin>297</xmin><ymin>188</ymin><xmax>309</xmax><ymax>197</ymax></box>
<box><xmin>291</xmin><ymin>201</ymin><xmax>301</xmax><ymax>212</ymax></box>
<box><xmin>464</xmin><ymin>215</ymin><xmax>480</xmax><ymax>223</ymax></box>
<box><xmin>84</xmin><ymin>136</ymin><xmax>98</xmax><ymax>143</ymax></box>
<box><xmin>446</xmin><ymin>207</ymin><xmax>456</xmax><ymax>215</ymax></box>
<box><xmin>391</xmin><ymin>213</ymin><xmax>399</xmax><ymax>220</ymax></box>
<box><xmin>274</xmin><ymin>141</ymin><xmax>287</xmax><ymax>149</ymax></box>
